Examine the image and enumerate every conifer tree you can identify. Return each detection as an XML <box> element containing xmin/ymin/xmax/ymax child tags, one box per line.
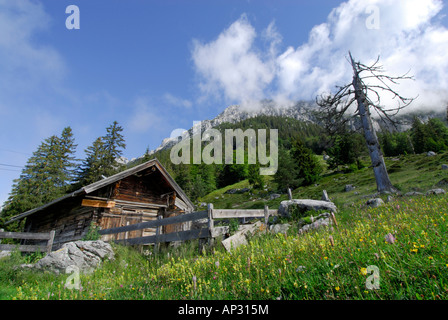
<box><xmin>274</xmin><ymin>147</ymin><xmax>300</xmax><ymax>190</ymax></box>
<box><xmin>290</xmin><ymin>138</ymin><xmax>323</xmax><ymax>186</ymax></box>
<box><xmin>247</xmin><ymin>162</ymin><xmax>264</xmax><ymax>189</ymax></box>
<box><xmin>102</xmin><ymin>121</ymin><xmax>126</xmax><ymax>177</ymax></box>
<box><xmin>73</xmin><ymin>121</ymin><xmax>126</xmax><ymax>187</ymax></box>
<box><xmin>75</xmin><ymin>137</ymin><xmax>106</xmax><ymax>187</ymax></box>
<box><xmin>1</xmin><ymin>127</ymin><xmax>78</xmax><ymax>230</ymax></box>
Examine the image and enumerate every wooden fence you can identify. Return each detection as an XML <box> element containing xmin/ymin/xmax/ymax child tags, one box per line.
<box><xmin>98</xmin><ymin>204</ymin><xmax>278</xmax><ymax>247</ymax></box>
<box><xmin>0</xmin><ymin>229</ymin><xmax>55</xmax><ymax>254</ymax></box>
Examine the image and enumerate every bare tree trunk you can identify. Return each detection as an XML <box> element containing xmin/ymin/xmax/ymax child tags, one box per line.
<box><xmin>351</xmin><ymin>56</ymin><xmax>397</xmax><ymax>193</ymax></box>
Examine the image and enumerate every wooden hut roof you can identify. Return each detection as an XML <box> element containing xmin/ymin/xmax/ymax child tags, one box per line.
<box><xmin>7</xmin><ymin>158</ymin><xmax>194</xmax><ymax>224</ymax></box>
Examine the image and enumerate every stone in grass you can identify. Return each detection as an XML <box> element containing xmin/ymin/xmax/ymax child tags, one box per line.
<box><xmin>278</xmin><ymin>199</ymin><xmax>337</xmax><ymax>218</ymax></box>
<box><xmin>344</xmin><ymin>184</ymin><xmax>356</xmax><ymax>192</ymax></box>
<box><xmin>404</xmin><ymin>191</ymin><xmax>424</xmax><ymax>197</ymax></box>
<box><xmin>28</xmin><ymin>240</ymin><xmax>114</xmax><ymax>275</ymax></box>
<box><xmin>269</xmin><ymin>224</ymin><xmax>291</xmax><ymax>234</ymax></box>
<box><xmin>221</xmin><ymin>221</ymin><xmax>264</xmax><ymax>252</ymax></box>
<box><xmin>365</xmin><ymin>198</ymin><xmax>384</xmax><ymax>208</ymax></box>
<box><xmin>298</xmin><ymin>218</ymin><xmax>331</xmax><ymax>234</ymax></box>
<box><xmin>384</xmin><ymin>233</ymin><xmax>395</xmax><ymax>244</ymax></box>
<box><xmin>321</xmin><ymin>190</ymin><xmax>330</xmax><ymax>202</ymax></box>
<box><xmin>425</xmin><ymin>188</ymin><xmax>446</xmax><ymax>196</ymax></box>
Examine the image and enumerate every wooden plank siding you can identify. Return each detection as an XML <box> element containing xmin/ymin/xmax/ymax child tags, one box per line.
<box><xmin>23</xmin><ymin>197</ymin><xmax>96</xmax><ymax>248</ymax></box>
<box><xmin>98</xmin><ymin>206</ymin><xmax>160</xmax><ymax>242</ymax></box>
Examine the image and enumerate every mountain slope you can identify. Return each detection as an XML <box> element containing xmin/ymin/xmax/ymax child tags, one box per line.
<box><xmin>150</xmin><ymin>101</ymin><xmax>319</xmax><ymax>155</ymax></box>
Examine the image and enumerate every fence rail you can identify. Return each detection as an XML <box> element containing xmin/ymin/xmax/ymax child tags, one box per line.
<box><xmin>0</xmin><ymin>230</ymin><xmax>55</xmax><ymax>254</ymax></box>
<box><xmin>98</xmin><ymin>204</ymin><xmax>278</xmax><ymax>247</ymax></box>
<box><xmin>98</xmin><ymin>210</ymin><xmax>208</xmax><ymax>236</ymax></box>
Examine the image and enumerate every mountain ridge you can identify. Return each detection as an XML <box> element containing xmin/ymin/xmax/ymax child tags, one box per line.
<box><xmin>121</xmin><ymin>101</ymin><xmax>446</xmax><ymax>165</ymax></box>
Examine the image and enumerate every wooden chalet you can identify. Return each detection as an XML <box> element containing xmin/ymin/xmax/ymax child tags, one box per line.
<box><xmin>7</xmin><ymin>159</ymin><xmax>194</xmax><ymax>248</ymax></box>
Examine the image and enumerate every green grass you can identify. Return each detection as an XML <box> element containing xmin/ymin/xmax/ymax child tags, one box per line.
<box><xmin>2</xmin><ymin>152</ymin><xmax>448</xmax><ymax>300</ymax></box>
<box><xmin>3</xmin><ymin>194</ymin><xmax>448</xmax><ymax>300</ymax></box>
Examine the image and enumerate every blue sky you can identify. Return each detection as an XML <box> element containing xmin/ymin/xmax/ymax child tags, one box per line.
<box><xmin>1</xmin><ymin>0</ymin><xmax>448</xmax><ymax>207</ymax></box>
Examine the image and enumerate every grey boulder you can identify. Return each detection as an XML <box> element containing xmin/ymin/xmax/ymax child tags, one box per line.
<box><xmin>278</xmin><ymin>199</ymin><xmax>337</xmax><ymax>218</ymax></box>
<box><xmin>366</xmin><ymin>198</ymin><xmax>384</xmax><ymax>208</ymax></box>
<box><xmin>32</xmin><ymin>240</ymin><xmax>114</xmax><ymax>275</ymax></box>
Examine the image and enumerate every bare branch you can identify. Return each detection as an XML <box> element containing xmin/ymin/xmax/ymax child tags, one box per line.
<box><xmin>316</xmin><ymin>51</ymin><xmax>416</xmax><ymax>135</ymax></box>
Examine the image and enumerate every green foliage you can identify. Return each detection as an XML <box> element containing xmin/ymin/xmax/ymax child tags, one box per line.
<box><xmin>82</xmin><ymin>222</ymin><xmax>101</xmax><ymax>241</ymax></box>
<box><xmin>274</xmin><ymin>147</ymin><xmax>300</xmax><ymax>189</ymax></box>
<box><xmin>1</xmin><ymin>127</ymin><xmax>78</xmax><ymax>230</ymax></box>
<box><xmin>379</xmin><ymin>131</ymin><xmax>414</xmax><ymax>157</ymax></box>
<box><xmin>411</xmin><ymin>117</ymin><xmax>448</xmax><ymax>154</ymax></box>
<box><xmin>228</xmin><ymin>218</ymin><xmax>240</xmax><ymax>235</ymax></box>
<box><xmin>74</xmin><ymin>121</ymin><xmax>126</xmax><ymax>187</ymax></box>
<box><xmin>290</xmin><ymin>138</ymin><xmax>323</xmax><ymax>186</ymax></box>
<box><xmin>247</xmin><ymin>163</ymin><xmax>264</xmax><ymax>189</ymax></box>
<box><xmin>102</xmin><ymin>121</ymin><xmax>127</xmax><ymax>177</ymax></box>
<box><xmin>378</xmin><ymin>117</ymin><xmax>448</xmax><ymax>157</ymax></box>
<box><xmin>75</xmin><ymin>137</ymin><xmax>106</xmax><ymax>187</ymax></box>
<box><xmin>327</xmin><ymin>131</ymin><xmax>366</xmax><ymax>170</ymax></box>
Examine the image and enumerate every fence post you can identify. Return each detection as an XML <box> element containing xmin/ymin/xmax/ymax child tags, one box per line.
<box><xmin>207</xmin><ymin>203</ymin><xmax>214</xmax><ymax>245</ymax></box>
<box><xmin>46</xmin><ymin>230</ymin><xmax>55</xmax><ymax>254</ymax></box>
<box><xmin>287</xmin><ymin>188</ymin><xmax>292</xmax><ymax>200</ymax></box>
<box><xmin>154</xmin><ymin>215</ymin><xmax>162</xmax><ymax>254</ymax></box>
<box><xmin>264</xmin><ymin>205</ymin><xmax>269</xmax><ymax>233</ymax></box>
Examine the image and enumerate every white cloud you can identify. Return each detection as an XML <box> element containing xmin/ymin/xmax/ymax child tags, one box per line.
<box><xmin>164</xmin><ymin>93</ymin><xmax>193</xmax><ymax>109</ymax></box>
<box><xmin>192</xmin><ymin>0</ymin><xmax>448</xmax><ymax>113</ymax></box>
<box><xmin>0</xmin><ymin>0</ymin><xmax>66</xmax><ymax>98</ymax></box>
<box><xmin>192</xmin><ymin>14</ymin><xmax>276</xmax><ymax>110</ymax></box>
<box><xmin>128</xmin><ymin>97</ymin><xmax>163</xmax><ymax>133</ymax></box>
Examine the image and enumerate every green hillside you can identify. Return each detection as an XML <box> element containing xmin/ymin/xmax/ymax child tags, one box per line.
<box><xmin>2</xmin><ymin>149</ymin><xmax>448</xmax><ymax>300</ymax></box>
<box><xmin>198</xmin><ymin>151</ymin><xmax>448</xmax><ymax>211</ymax></box>
<box><xmin>2</xmin><ymin>116</ymin><xmax>448</xmax><ymax>301</ymax></box>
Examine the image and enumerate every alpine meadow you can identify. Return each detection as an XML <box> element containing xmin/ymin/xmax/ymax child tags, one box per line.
<box><xmin>1</xmin><ymin>0</ymin><xmax>448</xmax><ymax>310</ymax></box>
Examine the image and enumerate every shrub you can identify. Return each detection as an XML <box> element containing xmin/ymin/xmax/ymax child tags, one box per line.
<box><xmin>82</xmin><ymin>222</ymin><xmax>101</xmax><ymax>241</ymax></box>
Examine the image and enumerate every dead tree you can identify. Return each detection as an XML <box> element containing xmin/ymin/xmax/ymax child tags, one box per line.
<box><xmin>317</xmin><ymin>52</ymin><xmax>416</xmax><ymax>193</ymax></box>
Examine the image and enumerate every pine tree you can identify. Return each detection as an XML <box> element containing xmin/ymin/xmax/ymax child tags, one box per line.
<box><xmin>274</xmin><ymin>147</ymin><xmax>300</xmax><ymax>190</ymax></box>
<box><xmin>58</xmin><ymin>127</ymin><xmax>79</xmax><ymax>189</ymax></box>
<box><xmin>1</xmin><ymin>127</ymin><xmax>78</xmax><ymax>230</ymax></box>
<box><xmin>247</xmin><ymin>162</ymin><xmax>264</xmax><ymax>190</ymax></box>
<box><xmin>290</xmin><ymin>138</ymin><xmax>323</xmax><ymax>186</ymax></box>
<box><xmin>102</xmin><ymin>121</ymin><xmax>126</xmax><ymax>177</ymax></box>
<box><xmin>327</xmin><ymin>132</ymin><xmax>365</xmax><ymax>170</ymax></box>
<box><xmin>411</xmin><ymin>117</ymin><xmax>428</xmax><ymax>154</ymax></box>
<box><xmin>75</xmin><ymin>137</ymin><xmax>106</xmax><ymax>186</ymax></box>
<box><xmin>73</xmin><ymin>121</ymin><xmax>126</xmax><ymax>187</ymax></box>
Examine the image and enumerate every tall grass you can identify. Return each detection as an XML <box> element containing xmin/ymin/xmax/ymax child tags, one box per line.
<box><xmin>3</xmin><ymin>194</ymin><xmax>448</xmax><ymax>300</ymax></box>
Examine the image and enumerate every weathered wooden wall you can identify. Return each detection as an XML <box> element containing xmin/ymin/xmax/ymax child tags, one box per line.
<box><xmin>98</xmin><ymin>206</ymin><xmax>160</xmax><ymax>242</ymax></box>
<box><xmin>24</xmin><ymin>196</ymin><xmax>95</xmax><ymax>248</ymax></box>
<box><xmin>23</xmin><ymin>167</ymin><xmax>192</xmax><ymax>246</ymax></box>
